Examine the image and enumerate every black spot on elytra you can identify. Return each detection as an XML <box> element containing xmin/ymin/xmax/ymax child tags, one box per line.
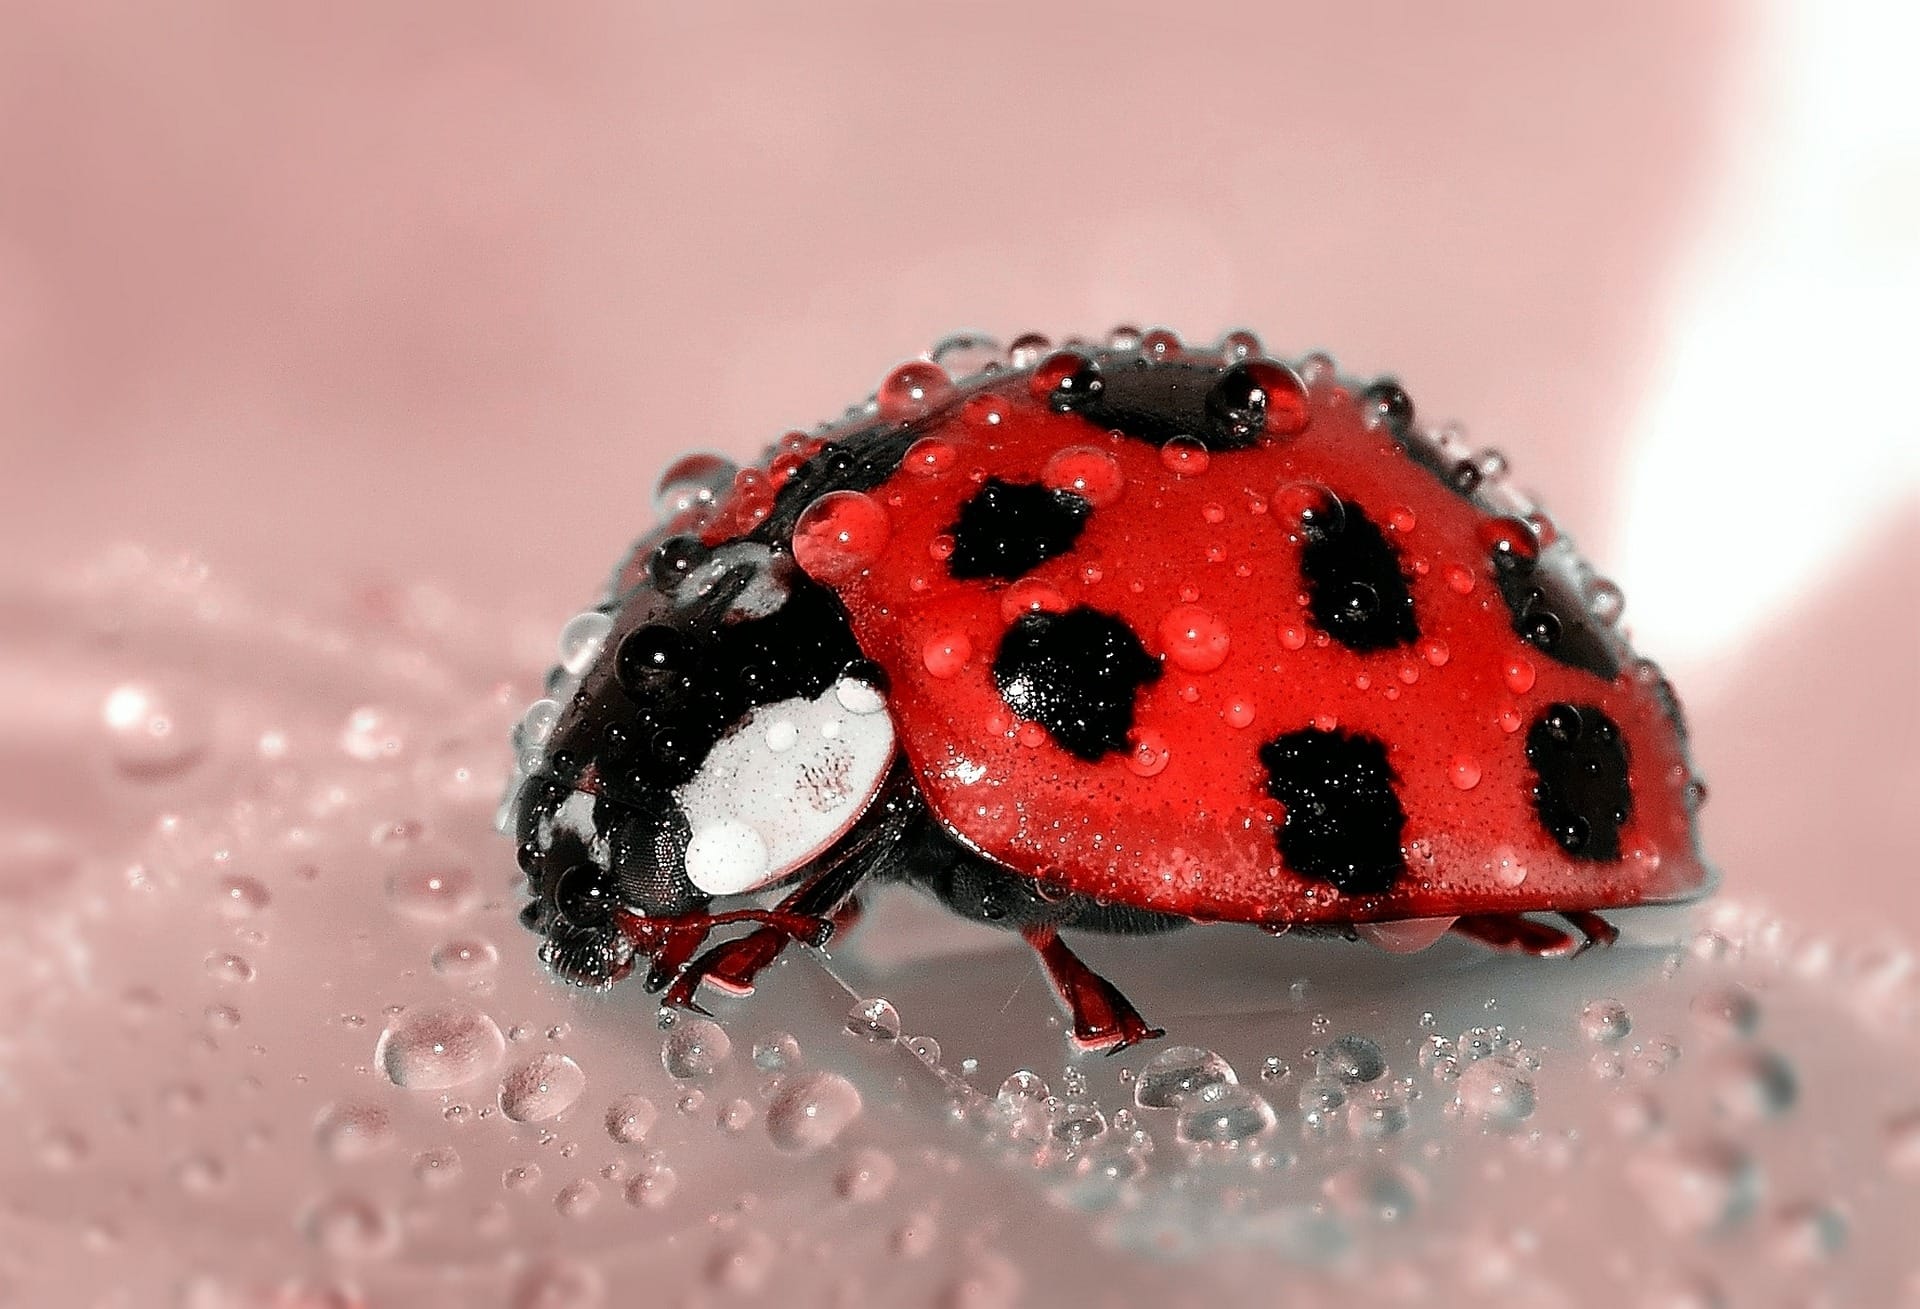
<box><xmin>1300</xmin><ymin>503</ymin><xmax>1419</xmax><ymax>652</ymax></box>
<box><xmin>993</xmin><ymin>606</ymin><xmax>1160</xmax><ymax>761</ymax></box>
<box><xmin>1526</xmin><ymin>703</ymin><xmax>1632</xmax><ymax>860</ymax></box>
<box><xmin>1489</xmin><ymin>550</ymin><xmax>1623</xmax><ymax>681</ymax></box>
<box><xmin>1259</xmin><ymin>728</ymin><xmax>1407</xmax><ymax>895</ymax></box>
<box><xmin>1076</xmin><ymin>359</ymin><xmax>1266</xmax><ymax>452</ymax></box>
<box><xmin>947</xmin><ymin>478</ymin><xmax>1092</xmax><ymax>581</ymax></box>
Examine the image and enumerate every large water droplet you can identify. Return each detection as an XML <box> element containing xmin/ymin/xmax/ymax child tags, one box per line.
<box><xmin>652</xmin><ymin>452</ymin><xmax>736</xmax><ymax>519</ymax></box>
<box><xmin>1134</xmin><ymin>1046</ymin><xmax>1236</xmax><ymax>1108</ymax></box>
<box><xmin>1581</xmin><ymin>998</ymin><xmax>1633</xmax><ymax>1043</ymax></box>
<box><xmin>605</xmin><ymin>1093</ymin><xmax>657</xmax><ymax>1144</ymax></box>
<box><xmin>1175</xmin><ymin>1083</ymin><xmax>1275</xmax><ymax>1144</ymax></box>
<box><xmin>792</xmin><ymin>490</ymin><xmax>892</xmax><ymax>585</ymax></box>
<box><xmin>766</xmin><ymin>1070</ymin><xmax>862</xmax><ymax>1153</ymax></box>
<box><xmin>1318</xmin><ymin>1034</ymin><xmax>1387</xmax><ymax>1084</ymax></box>
<box><xmin>846</xmin><ymin>997</ymin><xmax>901</xmax><ymax>1043</ymax></box>
<box><xmin>1455</xmin><ymin>1054</ymin><xmax>1536</xmax><ymax>1128</ymax></box>
<box><xmin>623</xmin><ymin>1159</ymin><xmax>678</xmax><ymax>1209</ymax></box>
<box><xmin>661</xmin><ymin>1017</ymin><xmax>732</xmax><ymax>1078</ymax></box>
<box><xmin>101</xmin><ymin>682</ymin><xmax>207</xmax><ymax>779</ymax></box>
<box><xmin>877</xmin><ymin>361</ymin><xmax>955</xmax><ymax>422</ymax></box>
<box><xmin>386</xmin><ymin>861</ymin><xmax>479</xmax><ymax>921</ymax></box>
<box><xmin>313</xmin><ymin>1101</ymin><xmax>394</xmax><ymax>1162</ymax></box>
<box><xmin>376</xmin><ymin>1006</ymin><xmax>506</xmax><ymax>1091</ymax></box>
<box><xmin>835</xmin><ymin>1147</ymin><xmax>898</xmax><ymax>1202</ymax></box>
<box><xmin>431</xmin><ymin>936</ymin><xmax>499</xmax><ymax>976</ymax></box>
<box><xmin>499</xmin><ymin>1052</ymin><xmax>587</xmax><ymax>1123</ymax></box>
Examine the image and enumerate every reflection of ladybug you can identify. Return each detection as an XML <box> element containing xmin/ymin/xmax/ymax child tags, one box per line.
<box><xmin>502</xmin><ymin>330</ymin><xmax>1713</xmax><ymax>1051</ymax></box>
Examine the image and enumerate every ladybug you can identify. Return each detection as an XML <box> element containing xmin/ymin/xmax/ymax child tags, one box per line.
<box><xmin>500</xmin><ymin>329</ymin><xmax>1713</xmax><ymax>1051</ymax></box>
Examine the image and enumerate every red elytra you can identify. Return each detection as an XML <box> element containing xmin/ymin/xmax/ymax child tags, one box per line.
<box><xmin>794</xmin><ymin>368</ymin><xmax>1708</xmax><ymax>927</ymax></box>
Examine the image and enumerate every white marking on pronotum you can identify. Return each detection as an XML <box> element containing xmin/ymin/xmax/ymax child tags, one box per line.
<box><xmin>543</xmin><ymin>790</ymin><xmax>612</xmax><ymax>870</ymax></box>
<box><xmin>677</xmin><ymin>677</ymin><xmax>896</xmax><ymax>898</ymax></box>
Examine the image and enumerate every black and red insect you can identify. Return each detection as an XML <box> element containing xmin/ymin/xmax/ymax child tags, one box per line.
<box><xmin>501</xmin><ymin>330</ymin><xmax>1713</xmax><ymax>1050</ymax></box>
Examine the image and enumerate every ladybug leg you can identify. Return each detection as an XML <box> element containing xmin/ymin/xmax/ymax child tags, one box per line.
<box><xmin>1023</xmin><ymin>926</ymin><xmax>1165</xmax><ymax>1054</ymax></box>
<box><xmin>1558</xmin><ymin>910</ymin><xmax>1620</xmax><ymax>954</ymax></box>
<box><xmin>1450</xmin><ymin>913</ymin><xmax>1582</xmax><ymax>958</ymax></box>
<box><xmin>616</xmin><ymin>908</ymin><xmax>835</xmax><ymax>993</ymax></box>
<box><xmin>659</xmin><ymin>861</ymin><xmax>870</xmax><ymax>1012</ymax></box>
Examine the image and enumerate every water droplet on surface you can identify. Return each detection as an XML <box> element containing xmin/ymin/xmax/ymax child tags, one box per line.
<box><xmin>599</xmin><ymin>1093</ymin><xmax>657</xmax><ymax>1146</ymax></box>
<box><xmin>431</xmin><ymin>936</ymin><xmax>499</xmax><ymax>976</ymax></box>
<box><xmin>1160</xmin><ymin>436</ymin><xmax>1211</xmax><ymax>477</ymax></box>
<box><xmin>1770</xmin><ymin>1200</ymin><xmax>1848</xmax><ymax>1264</ymax></box>
<box><xmin>555</xmin><ymin>609</ymin><xmax>615</xmax><ymax>678</ymax></box>
<box><xmin>877</xmin><ymin>361</ymin><xmax>955</xmax><ymax>422</ymax></box>
<box><xmin>1690</xmin><ymin>984</ymin><xmax>1761</xmax><ymax>1037</ymax></box>
<box><xmin>836</xmin><ymin>1147</ymin><xmax>898</xmax><ymax>1202</ymax></box>
<box><xmin>204</xmin><ymin>952</ymin><xmax>254</xmax><ymax>984</ymax></box>
<box><xmin>411</xmin><ymin>1146</ymin><xmax>461</xmax><ymax>1189</ymax></box>
<box><xmin>792</xmin><ymin>490</ymin><xmax>892</xmax><ymax>585</ymax></box>
<box><xmin>213</xmin><ymin>875</ymin><xmax>271</xmax><ymax>918</ymax></box>
<box><xmin>662</xmin><ymin>1017</ymin><xmax>732</xmax><ymax>1078</ymax></box>
<box><xmin>1581</xmin><ymin>998</ymin><xmax>1633</xmax><ymax>1043</ymax></box>
<box><xmin>376</xmin><ymin>1006</ymin><xmax>506</xmax><ymax>1091</ymax></box>
<box><xmin>1041</xmin><ymin>445</ymin><xmax>1125</xmax><ymax>507</ymax></box>
<box><xmin>609</xmin><ymin>1155</ymin><xmax>668</xmax><ymax>1211</ymax></box>
<box><xmin>1176</xmin><ymin>1082</ymin><xmax>1276</xmax><ymax>1144</ymax></box>
<box><xmin>554</xmin><ymin>1178</ymin><xmax>600</xmax><ymax>1218</ymax></box>
<box><xmin>846</xmin><ymin>997</ymin><xmax>902</xmax><ymax>1042</ymax></box>
<box><xmin>906</xmin><ymin>1034</ymin><xmax>942</xmax><ymax>1067</ymax></box>
<box><xmin>385</xmin><ymin>862</ymin><xmax>479</xmax><ymax>921</ymax></box>
<box><xmin>313</xmin><ymin>1101</ymin><xmax>393</xmax><ymax>1162</ymax></box>
<box><xmin>1324</xmin><ymin>1160</ymin><xmax>1424</xmax><ymax>1222</ymax></box>
<box><xmin>511</xmin><ymin>1257</ymin><xmax>606</xmax><ymax>1309</ymax></box>
<box><xmin>302</xmin><ymin>1192</ymin><xmax>399</xmax><ymax>1260</ymax></box>
<box><xmin>1448</xmin><ymin>755</ymin><xmax>1483</xmax><ymax>791</ymax></box>
<box><xmin>752</xmin><ymin>1033</ymin><xmax>802</xmax><ymax>1071</ymax></box>
<box><xmin>340</xmin><ymin>705</ymin><xmax>408</xmax><ymax>761</ymax></box>
<box><xmin>653</xmin><ymin>452</ymin><xmax>737</xmax><ymax>518</ymax></box>
<box><xmin>101</xmin><ymin>682</ymin><xmax>207</xmax><ymax>778</ymax></box>
<box><xmin>1030</xmin><ymin>349</ymin><xmax>1104</xmax><ymax>410</ymax></box>
<box><xmin>1134</xmin><ymin>1046</ymin><xmax>1236</xmax><ymax>1108</ymax></box>
<box><xmin>1709</xmin><ymin>1047</ymin><xmax>1797</xmax><ymax>1121</ymax></box>
<box><xmin>499</xmin><ymin>1052</ymin><xmax>587</xmax><ymax>1123</ymax></box>
<box><xmin>1051</xmin><ymin>1102</ymin><xmax>1109</xmax><ymax>1147</ymax></box>
<box><xmin>1455</xmin><ymin>1054</ymin><xmax>1536</xmax><ymax>1128</ymax></box>
<box><xmin>930</xmin><ymin>332</ymin><xmax>1003</xmax><ymax>378</ymax></box>
<box><xmin>1630</xmin><ymin>1137</ymin><xmax>1761</xmax><ymax>1235</ymax></box>
<box><xmin>1158</xmin><ymin>604</ymin><xmax>1231</xmax><ymax>673</ymax></box>
<box><xmin>766</xmin><ymin>1071</ymin><xmax>862</xmax><ymax>1153</ymax></box>
<box><xmin>1319</xmin><ymin>1034</ymin><xmax>1387</xmax><ymax>1084</ymax></box>
<box><xmin>707</xmin><ymin>1229</ymin><xmax>777</xmax><ymax>1293</ymax></box>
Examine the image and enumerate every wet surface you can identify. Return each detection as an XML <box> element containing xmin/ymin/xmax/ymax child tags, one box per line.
<box><xmin>2</xmin><ymin>548</ymin><xmax>1916</xmax><ymax>1307</ymax></box>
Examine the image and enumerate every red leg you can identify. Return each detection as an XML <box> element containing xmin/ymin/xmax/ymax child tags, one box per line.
<box><xmin>1451</xmin><ymin>913</ymin><xmax>1581</xmax><ymax>957</ymax></box>
<box><xmin>614</xmin><ymin>907</ymin><xmax>834</xmax><ymax>993</ymax></box>
<box><xmin>1559</xmin><ymin>910</ymin><xmax>1619</xmax><ymax>953</ymax></box>
<box><xmin>1024</xmin><ymin>927</ymin><xmax>1164</xmax><ymax>1054</ymax></box>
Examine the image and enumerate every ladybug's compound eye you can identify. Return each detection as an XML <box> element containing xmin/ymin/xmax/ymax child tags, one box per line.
<box><xmin>616</xmin><ymin>625</ymin><xmax>695</xmax><ymax>698</ymax></box>
<box><xmin>552</xmin><ymin>862</ymin><xmax>615</xmax><ymax>928</ymax></box>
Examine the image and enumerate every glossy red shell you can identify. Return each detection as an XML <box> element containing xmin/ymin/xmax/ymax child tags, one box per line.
<box><xmin>781</xmin><ymin>366</ymin><xmax>1711</xmax><ymax>927</ymax></box>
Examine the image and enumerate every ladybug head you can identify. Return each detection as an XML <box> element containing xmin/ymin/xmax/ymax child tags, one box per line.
<box><xmin>511</xmin><ymin>533</ymin><xmax>896</xmax><ymax>987</ymax></box>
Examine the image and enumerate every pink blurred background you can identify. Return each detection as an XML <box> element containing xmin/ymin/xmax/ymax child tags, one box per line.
<box><xmin>7</xmin><ymin>0</ymin><xmax>1913</xmax><ymax>936</ymax></box>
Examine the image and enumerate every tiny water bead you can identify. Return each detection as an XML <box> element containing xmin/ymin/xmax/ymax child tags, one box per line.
<box><xmin>411</xmin><ymin>1146</ymin><xmax>461</xmax><ymax>1189</ymax></box>
<box><xmin>499</xmin><ymin>1052</ymin><xmax>587</xmax><ymax>1123</ymax></box>
<box><xmin>214</xmin><ymin>875</ymin><xmax>271</xmax><ymax>918</ymax></box>
<box><xmin>1133</xmin><ymin>1046</ymin><xmax>1236</xmax><ymax>1109</ymax></box>
<box><xmin>766</xmin><ymin>1071</ymin><xmax>863</xmax><ymax>1154</ymax></box>
<box><xmin>792</xmin><ymin>490</ymin><xmax>892</xmax><ymax>585</ymax></box>
<box><xmin>376</xmin><ymin>1006</ymin><xmax>506</xmax><ymax>1091</ymax></box>
<box><xmin>385</xmin><ymin>862</ymin><xmax>480</xmax><ymax>921</ymax></box>
<box><xmin>204</xmin><ymin>952</ymin><xmax>255</xmax><ymax>984</ymax></box>
<box><xmin>846</xmin><ymin>997</ymin><xmax>902</xmax><ymax>1043</ymax></box>
<box><xmin>431</xmin><ymin>936</ymin><xmax>499</xmax><ymax>976</ymax></box>
<box><xmin>1581</xmin><ymin>998</ymin><xmax>1634</xmax><ymax>1043</ymax></box>
<box><xmin>661</xmin><ymin>1017</ymin><xmax>732</xmax><ymax>1078</ymax></box>
<box><xmin>604</xmin><ymin>1094</ymin><xmax>658</xmax><ymax>1145</ymax></box>
<box><xmin>751</xmin><ymin>1033</ymin><xmax>802</xmax><ymax>1071</ymax></box>
<box><xmin>1160</xmin><ymin>436</ymin><xmax>1211</xmax><ymax>477</ymax></box>
<box><xmin>554</xmin><ymin>1179</ymin><xmax>601</xmax><ymax>1219</ymax></box>
<box><xmin>556</xmin><ymin>609</ymin><xmax>615</xmax><ymax>677</ymax></box>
